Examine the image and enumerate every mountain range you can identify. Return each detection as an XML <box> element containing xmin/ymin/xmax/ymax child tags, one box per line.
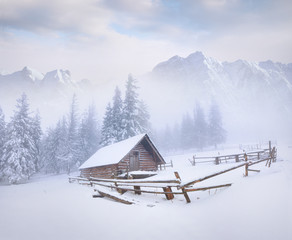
<box><xmin>1</xmin><ymin>52</ymin><xmax>291</xmax><ymax>141</ymax></box>
<box><xmin>140</xmin><ymin>51</ymin><xmax>292</xmax><ymax>141</ymax></box>
<box><xmin>0</xmin><ymin>66</ymin><xmax>97</xmax><ymax>127</ymax></box>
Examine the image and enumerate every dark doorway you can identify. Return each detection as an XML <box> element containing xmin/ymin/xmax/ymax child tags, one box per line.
<box><xmin>129</xmin><ymin>151</ymin><xmax>139</xmax><ymax>171</ymax></box>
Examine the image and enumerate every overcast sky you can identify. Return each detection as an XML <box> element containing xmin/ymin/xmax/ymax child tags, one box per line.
<box><xmin>0</xmin><ymin>0</ymin><xmax>291</xmax><ymax>83</ymax></box>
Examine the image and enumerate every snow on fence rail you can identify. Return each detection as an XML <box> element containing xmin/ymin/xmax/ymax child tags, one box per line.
<box><xmin>189</xmin><ymin>149</ymin><xmax>270</xmax><ymax>166</ymax></box>
<box><xmin>69</xmin><ymin>143</ymin><xmax>277</xmax><ymax>204</ymax></box>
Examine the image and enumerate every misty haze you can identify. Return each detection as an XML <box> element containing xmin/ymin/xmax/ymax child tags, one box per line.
<box><xmin>0</xmin><ymin>1</ymin><xmax>291</xmax><ymax>240</ymax></box>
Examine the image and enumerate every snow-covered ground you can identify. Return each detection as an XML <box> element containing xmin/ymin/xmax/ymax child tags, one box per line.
<box><xmin>1</xmin><ymin>145</ymin><xmax>291</xmax><ymax>240</ymax></box>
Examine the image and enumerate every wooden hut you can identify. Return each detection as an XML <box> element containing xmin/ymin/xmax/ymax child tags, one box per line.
<box><xmin>79</xmin><ymin>133</ymin><xmax>165</xmax><ymax>179</ymax></box>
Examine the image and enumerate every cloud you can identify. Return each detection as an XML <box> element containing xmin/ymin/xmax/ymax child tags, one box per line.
<box><xmin>0</xmin><ymin>0</ymin><xmax>112</xmax><ymax>36</ymax></box>
<box><xmin>0</xmin><ymin>0</ymin><xmax>291</xmax><ymax>83</ymax></box>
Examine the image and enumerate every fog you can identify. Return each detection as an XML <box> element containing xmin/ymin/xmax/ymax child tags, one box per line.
<box><xmin>1</xmin><ymin>0</ymin><xmax>292</xmax><ymax>146</ymax></box>
<box><xmin>1</xmin><ymin>57</ymin><xmax>291</xmax><ymax>147</ymax></box>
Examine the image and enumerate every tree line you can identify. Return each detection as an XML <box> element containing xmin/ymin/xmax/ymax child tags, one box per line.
<box><xmin>0</xmin><ymin>75</ymin><xmax>226</xmax><ymax>184</ymax></box>
<box><xmin>41</xmin><ymin>95</ymin><xmax>101</xmax><ymax>175</ymax></box>
<box><xmin>155</xmin><ymin>101</ymin><xmax>226</xmax><ymax>152</ymax></box>
<box><xmin>0</xmin><ymin>75</ymin><xmax>150</xmax><ymax>184</ymax></box>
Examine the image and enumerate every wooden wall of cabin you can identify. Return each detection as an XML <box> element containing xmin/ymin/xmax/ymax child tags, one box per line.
<box><xmin>80</xmin><ymin>164</ymin><xmax>118</xmax><ymax>179</ymax></box>
<box><xmin>118</xmin><ymin>143</ymin><xmax>157</xmax><ymax>172</ymax></box>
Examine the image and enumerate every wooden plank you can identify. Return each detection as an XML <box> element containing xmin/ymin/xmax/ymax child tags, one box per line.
<box><xmin>163</xmin><ymin>187</ymin><xmax>174</xmax><ymax>200</ymax></box>
<box><xmin>97</xmin><ymin>190</ymin><xmax>134</xmax><ymax>205</ymax></box>
<box><xmin>179</xmin><ymin>163</ymin><xmax>247</xmax><ymax>189</ymax></box>
<box><xmin>247</xmin><ymin>169</ymin><xmax>260</xmax><ymax>172</ymax></box>
<box><xmin>182</xmin><ymin>187</ymin><xmax>191</xmax><ymax>203</ymax></box>
<box><xmin>185</xmin><ymin>183</ymin><xmax>232</xmax><ymax>192</ymax></box>
<box><xmin>116</xmin><ymin>183</ymin><xmax>180</xmax><ymax>188</ymax></box>
<box><xmin>90</xmin><ymin>177</ymin><xmax>180</xmax><ymax>184</ymax></box>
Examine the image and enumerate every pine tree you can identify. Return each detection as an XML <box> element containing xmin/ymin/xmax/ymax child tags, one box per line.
<box><xmin>122</xmin><ymin>74</ymin><xmax>144</xmax><ymax>139</ymax></box>
<box><xmin>100</xmin><ymin>103</ymin><xmax>115</xmax><ymax>147</ymax></box>
<box><xmin>111</xmin><ymin>87</ymin><xmax>124</xmax><ymax>142</ymax></box>
<box><xmin>137</xmin><ymin>100</ymin><xmax>151</xmax><ymax>134</ymax></box>
<box><xmin>208</xmin><ymin>101</ymin><xmax>226</xmax><ymax>148</ymax></box>
<box><xmin>42</xmin><ymin>117</ymin><xmax>69</xmax><ymax>174</ymax></box>
<box><xmin>0</xmin><ymin>107</ymin><xmax>6</xmax><ymax>179</ymax></box>
<box><xmin>193</xmin><ymin>103</ymin><xmax>208</xmax><ymax>150</ymax></box>
<box><xmin>42</xmin><ymin>127</ymin><xmax>60</xmax><ymax>174</ymax></box>
<box><xmin>180</xmin><ymin>113</ymin><xmax>194</xmax><ymax>150</ymax></box>
<box><xmin>66</xmin><ymin>94</ymin><xmax>82</xmax><ymax>174</ymax></box>
<box><xmin>79</xmin><ymin>103</ymin><xmax>100</xmax><ymax>162</ymax></box>
<box><xmin>159</xmin><ymin>125</ymin><xmax>173</xmax><ymax>152</ymax></box>
<box><xmin>1</xmin><ymin>93</ymin><xmax>36</xmax><ymax>184</ymax></box>
<box><xmin>30</xmin><ymin>111</ymin><xmax>42</xmax><ymax>172</ymax></box>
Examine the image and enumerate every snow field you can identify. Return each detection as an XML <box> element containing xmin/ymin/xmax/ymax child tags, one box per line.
<box><xmin>0</xmin><ymin>145</ymin><xmax>291</xmax><ymax>240</ymax></box>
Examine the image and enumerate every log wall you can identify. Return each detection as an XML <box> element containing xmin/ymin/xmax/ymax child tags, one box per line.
<box><xmin>80</xmin><ymin>164</ymin><xmax>118</xmax><ymax>179</ymax></box>
<box><xmin>118</xmin><ymin>143</ymin><xmax>157</xmax><ymax>172</ymax></box>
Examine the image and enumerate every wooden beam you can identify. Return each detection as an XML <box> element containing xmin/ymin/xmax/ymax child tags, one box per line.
<box><xmin>179</xmin><ymin>163</ymin><xmax>247</xmax><ymax>189</ymax></box>
<box><xmin>89</xmin><ymin>177</ymin><xmax>180</xmax><ymax>184</ymax></box>
<box><xmin>182</xmin><ymin>187</ymin><xmax>191</xmax><ymax>203</ymax></box>
<box><xmin>97</xmin><ymin>190</ymin><xmax>134</xmax><ymax>205</ymax></box>
<box><xmin>247</xmin><ymin>169</ymin><xmax>260</xmax><ymax>172</ymax></box>
<box><xmin>245</xmin><ymin>163</ymin><xmax>248</xmax><ymax>177</ymax></box>
<box><xmin>163</xmin><ymin>187</ymin><xmax>174</xmax><ymax>200</ymax></box>
<box><xmin>185</xmin><ymin>183</ymin><xmax>232</xmax><ymax>192</ymax></box>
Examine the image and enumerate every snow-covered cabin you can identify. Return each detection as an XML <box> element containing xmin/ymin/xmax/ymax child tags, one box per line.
<box><xmin>79</xmin><ymin>133</ymin><xmax>165</xmax><ymax>179</ymax></box>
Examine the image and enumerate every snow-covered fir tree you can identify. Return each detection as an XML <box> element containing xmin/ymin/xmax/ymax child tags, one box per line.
<box><xmin>66</xmin><ymin>94</ymin><xmax>82</xmax><ymax>174</ymax></box>
<box><xmin>208</xmin><ymin>101</ymin><xmax>226</xmax><ymax>148</ymax></box>
<box><xmin>79</xmin><ymin>103</ymin><xmax>100</xmax><ymax>163</ymax></box>
<box><xmin>42</xmin><ymin>118</ymin><xmax>69</xmax><ymax>174</ymax></box>
<box><xmin>1</xmin><ymin>93</ymin><xmax>36</xmax><ymax>184</ymax></box>
<box><xmin>180</xmin><ymin>113</ymin><xmax>194</xmax><ymax>149</ymax></box>
<box><xmin>111</xmin><ymin>87</ymin><xmax>124</xmax><ymax>142</ymax></box>
<box><xmin>100</xmin><ymin>103</ymin><xmax>115</xmax><ymax>147</ymax></box>
<box><xmin>30</xmin><ymin>111</ymin><xmax>42</xmax><ymax>172</ymax></box>
<box><xmin>193</xmin><ymin>103</ymin><xmax>208</xmax><ymax>150</ymax></box>
<box><xmin>122</xmin><ymin>74</ymin><xmax>145</xmax><ymax>139</ymax></box>
<box><xmin>100</xmin><ymin>76</ymin><xmax>150</xmax><ymax>146</ymax></box>
<box><xmin>0</xmin><ymin>107</ymin><xmax>6</xmax><ymax>178</ymax></box>
<box><xmin>137</xmin><ymin>100</ymin><xmax>151</xmax><ymax>134</ymax></box>
<box><xmin>42</xmin><ymin>127</ymin><xmax>60</xmax><ymax>174</ymax></box>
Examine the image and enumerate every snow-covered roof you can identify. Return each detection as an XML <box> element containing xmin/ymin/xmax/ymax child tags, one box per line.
<box><xmin>79</xmin><ymin>134</ymin><xmax>147</xmax><ymax>169</ymax></box>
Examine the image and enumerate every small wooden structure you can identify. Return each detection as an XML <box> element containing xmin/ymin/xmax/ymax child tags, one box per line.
<box><xmin>79</xmin><ymin>134</ymin><xmax>165</xmax><ymax>179</ymax></box>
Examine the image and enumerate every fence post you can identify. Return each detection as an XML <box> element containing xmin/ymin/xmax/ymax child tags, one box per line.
<box><xmin>215</xmin><ymin>157</ymin><xmax>220</xmax><ymax>165</ymax></box>
<box><xmin>134</xmin><ymin>186</ymin><xmax>141</xmax><ymax>195</ymax></box>
<box><xmin>163</xmin><ymin>187</ymin><xmax>174</xmax><ymax>200</ymax></box>
<box><xmin>244</xmin><ymin>153</ymin><xmax>248</xmax><ymax>176</ymax></box>
<box><xmin>273</xmin><ymin>148</ymin><xmax>277</xmax><ymax>162</ymax></box>
<box><xmin>174</xmin><ymin>172</ymin><xmax>191</xmax><ymax>203</ymax></box>
<box><xmin>245</xmin><ymin>163</ymin><xmax>248</xmax><ymax>177</ymax></box>
<box><xmin>193</xmin><ymin>156</ymin><xmax>196</xmax><ymax>166</ymax></box>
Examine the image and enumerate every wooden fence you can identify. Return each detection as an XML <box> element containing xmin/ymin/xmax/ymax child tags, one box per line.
<box><xmin>189</xmin><ymin>148</ymin><xmax>271</xmax><ymax>166</ymax></box>
<box><xmin>69</xmin><ymin>144</ymin><xmax>277</xmax><ymax>204</ymax></box>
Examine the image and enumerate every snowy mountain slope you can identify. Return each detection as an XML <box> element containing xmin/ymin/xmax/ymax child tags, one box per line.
<box><xmin>0</xmin><ymin>67</ymin><xmax>93</xmax><ymax>127</ymax></box>
<box><xmin>140</xmin><ymin>52</ymin><xmax>292</xmax><ymax>141</ymax></box>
